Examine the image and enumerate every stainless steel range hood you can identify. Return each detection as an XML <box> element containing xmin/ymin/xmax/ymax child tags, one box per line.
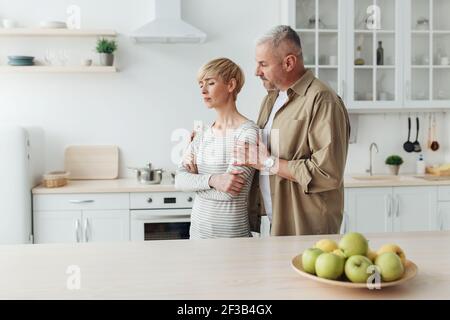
<box><xmin>131</xmin><ymin>0</ymin><xmax>207</xmax><ymax>44</ymax></box>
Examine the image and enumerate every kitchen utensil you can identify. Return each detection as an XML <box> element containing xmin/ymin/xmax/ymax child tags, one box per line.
<box><xmin>42</xmin><ymin>171</ymin><xmax>70</xmax><ymax>188</ymax></box>
<box><xmin>291</xmin><ymin>254</ymin><xmax>418</xmax><ymax>289</ymax></box>
<box><xmin>430</xmin><ymin>114</ymin><xmax>440</xmax><ymax>151</ymax></box>
<box><xmin>403</xmin><ymin>117</ymin><xmax>415</xmax><ymax>153</ymax></box>
<box><xmin>64</xmin><ymin>145</ymin><xmax>119</xmax><ymax>180</ymax></box>
<box><xmin>413</xmin><ymin>117</ymin><xmax>422</xmax><ymax>152</ymax></box>
<box><xmin>128</xmin><ymin>163</ymin><xmax>164</xmax><ymax>185</ymax></box>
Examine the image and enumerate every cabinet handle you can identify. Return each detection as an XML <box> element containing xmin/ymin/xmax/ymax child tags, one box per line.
<box><xmin>75</xmin><ymin>219</ymin><xmax>80</xmax><ymax>243</ymax></box>
<box><xmin>341</xmin><ymin>80</ymin><xmax>345</xmax><ymax>100</ymax></box>
<box><xmin>69</xmin><ymin>200</ymin><xmax>95</xmax><ymax>204</ymax></box>
<box><xmin>395</xmin><ymin>195</ymin><xmax>400</xmax><ymax>217</ymax></box>
<box><xmin>405</xmin><ymin>81</ymin><xmax>411</xmax><ymax>100</ymax></box>
<box><xmin>385</xmin><ymin>195</ymin><xmax>392</xmax><ymax>217</ymax></box>
<box><xmin>84</xmin><ymin>218</ymin><xmax>89</xmax><ymax>242</ymax></box>
<box><xmin>438</xmin><ymin>209</ymin><xmax>444</xmax><ymax>231</ymax></box>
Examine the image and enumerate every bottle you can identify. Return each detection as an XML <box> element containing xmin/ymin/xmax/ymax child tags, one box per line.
<box><xmin>416</xmin><ymin>154</ymin><xmax>426</xmax><ymax>175</ymax></box>
<box><xmin>377</xmin><ymin>41</ymin><xmax>384</xmax><ymax>65</ymax></box>
<box><xmin>355</xmin><ymin>46</ymin><xmax>365</xmax><ymax>65</ymax></box>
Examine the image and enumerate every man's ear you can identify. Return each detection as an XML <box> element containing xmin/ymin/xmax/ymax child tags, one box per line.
<box><xmin>228</xmin><ymin>78</ymin><xmax>237</xmax><ymax>93</ymax></box>
<box><xmin>284</xmin><ymin>54</ymin><xmax>297</xmax><ymax>72</ymax></box>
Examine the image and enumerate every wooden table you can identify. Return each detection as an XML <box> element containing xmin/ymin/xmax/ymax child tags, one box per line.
<box><xmin>0</xmin><ymin>231</ymin><xmax>449</xmax><ymax>299</ymax></box>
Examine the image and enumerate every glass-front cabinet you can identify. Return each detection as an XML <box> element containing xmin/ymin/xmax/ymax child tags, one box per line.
<box><xmin>405</xmin><ymin>0</ymin><xmax>450</xmax><ymax>108</ymax></box>
<box><xmin>281</xmin><ymin>0</ymin><xmax>450</xmax><ymax>111</ymax></box>
<box><xmin>348</xmin><ymin>0</ymin><xmax>401</xmax><ymax>109</ymax></box>
<box><xmin>282</xmin><ymin>0</ymin><xmax>345</xmax><ymax>98</ymax></box>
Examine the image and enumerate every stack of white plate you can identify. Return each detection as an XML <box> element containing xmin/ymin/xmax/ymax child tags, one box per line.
<box><xmin>39</xmin><ymin>21</ymin><xmax>67</xmax><ymax>29</ymax></box>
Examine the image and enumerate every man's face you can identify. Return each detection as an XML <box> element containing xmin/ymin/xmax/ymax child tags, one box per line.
<box><xmin>255</xmin><ymin>42</ymin><xmax>284</xmax><ymax>91</ymax></box>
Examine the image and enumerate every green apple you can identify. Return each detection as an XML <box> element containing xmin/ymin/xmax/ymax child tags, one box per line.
<box><xmin>302</xmin><ymin>248</ymin><xmax>324</xmax><ymax>274</ymax></box>
<box><xmin>375</xmin><ymin>252</ymin><xmax>404</xmax><ymax>282</ymax></box>
<box><xmin>339</xmin><ymin>232</ymin><xmax>369</xmax><ymax>257</ymax></box>
<box><xmin>344</xmin><ymin>255</ymin><xmax>374</xmax><ymax>283</ymax></box>
<box><xmin>315</xmin><ymin>253</ymin><xmax>345</xmax><ymax>280</ymax></box>
<box><xmin>377</xmin><ymin>244</ymin><xmax>407</xmax><ymax>267</ymax></box>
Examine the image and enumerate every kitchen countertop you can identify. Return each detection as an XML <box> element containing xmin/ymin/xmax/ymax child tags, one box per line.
<box><xmin>31</xmin><ymin>175</ymin><xmax>450</xmax><ymax>194</ymax></box>
<box><xmin>0</xmin><ymin>231</ymin><xmax>449</xmax><ymax>299</ymax></box>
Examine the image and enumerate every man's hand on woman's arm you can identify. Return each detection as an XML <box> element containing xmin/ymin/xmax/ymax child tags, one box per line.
<box><xmin>233</xmin><ymin>138</ymin><xmax>298</xmax><ymax>183</ymax></box>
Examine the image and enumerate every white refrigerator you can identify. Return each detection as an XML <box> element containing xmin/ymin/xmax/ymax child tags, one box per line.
<box><xmin>0</xmin><ymin>125</ymin><xmax>44</xmax><ymax>244</ymax></box>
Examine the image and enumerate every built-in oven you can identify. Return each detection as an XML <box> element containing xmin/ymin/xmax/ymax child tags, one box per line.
<box><xmin>130</xmin><ymin>192</ymin><xmax>195</xmax><ymax>241</ymax></box>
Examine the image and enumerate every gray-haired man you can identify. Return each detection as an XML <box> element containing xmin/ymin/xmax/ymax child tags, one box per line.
<box><xmin>235</xmin><ymin>25</ymin><xmax>351</xmax><ymax>236</ymax></box>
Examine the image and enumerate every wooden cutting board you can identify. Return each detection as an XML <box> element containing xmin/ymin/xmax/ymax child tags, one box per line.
<box><xmin>64</xmin><ymin>145</ymin><xmax>119</xmax><ymax>180</ymax></box>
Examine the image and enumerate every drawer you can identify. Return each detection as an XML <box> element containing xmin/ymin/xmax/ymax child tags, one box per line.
<box><xmin>130</xmin><ymin>192</ymin><xmax>195</xmax><ymax>209</ymax></box>
<box><xmin>438</xmin><ymin>186</ymin><xmax>450</xmax><ymax>201</ymax></box>
<box><xmin>33</xmin><ymin>193</ymin><xmax>129</xmax><ymax>211</ymax></box>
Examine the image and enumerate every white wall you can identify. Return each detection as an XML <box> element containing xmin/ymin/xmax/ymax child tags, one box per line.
<box><xmin>346</xmin><ymin>113</ymin><xmax>448</xmax><ymax>175</ymax></box>
<box><xmin>0</xmin><ymin>0</ymin><xmax>448</xmax><ymax>178</ymax></box>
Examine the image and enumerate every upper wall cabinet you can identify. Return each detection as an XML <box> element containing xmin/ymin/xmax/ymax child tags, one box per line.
<box><xmin>281</xmin><ymin>0</ymin><xmax>450</xmax><ymax>111</ymax></box>
<box><xmin>404</xmin><ymin>0</ymin><xmax>450</xmax><ymax>108</ymax></box>
<box><xmin>281</xmin><ymin>0</ymin><xmax>346</xmax><ymax>99</ymax></box>
<box><xmin>347</xmin><ymin>0</ymin><xmax>402</xmax><ymax>109</ymax></box>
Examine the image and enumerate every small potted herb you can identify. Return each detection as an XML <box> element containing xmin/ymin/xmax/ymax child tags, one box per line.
<box><xmin>385</xmin><ymin>155</ymin><xmax>404</xmax><ymax>175</ymax></box>
<box><xmin>96</xmin><ymin>38</ymin><xmax>117</xmax><ymax>66</ymax></box>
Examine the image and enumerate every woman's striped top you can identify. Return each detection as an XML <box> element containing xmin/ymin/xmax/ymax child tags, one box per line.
<box><xmin>175</xmin><ymin>120</ymin><xmax>259</xmax><ymax>239</ymax></box>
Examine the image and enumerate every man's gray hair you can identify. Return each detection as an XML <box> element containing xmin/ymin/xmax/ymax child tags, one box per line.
<box><xmin>256</xmin><ymin>25</ymin><xmax>302</xmax><ymax>57</ymax></box>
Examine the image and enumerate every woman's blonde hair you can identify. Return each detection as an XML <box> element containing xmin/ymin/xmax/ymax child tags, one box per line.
<box><xmin>197</xmin><ymin>58</ymin><xmax>245</xmax><ymax>101</ymax></box>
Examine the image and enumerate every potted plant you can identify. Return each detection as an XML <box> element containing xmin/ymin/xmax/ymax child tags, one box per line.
<box><xmin>96</xmin><ymin>38</ymin><xmax>117</xmax><ymax>66</ymax></box>
<box><xmin>385</xmin><ymin>155</ymin><xmax>404</xmax><ymax>175</ymax></box>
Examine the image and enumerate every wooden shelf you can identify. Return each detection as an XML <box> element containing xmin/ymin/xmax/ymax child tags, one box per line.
<box><xmin>0</xmin><ymin>28</ymin><xmax>117</xmax><ymax>37</ymax></box>
<box><xmin>0</xmin><ymin>66</ymin><xmax>118</xmax><ymax>73</ymax></box>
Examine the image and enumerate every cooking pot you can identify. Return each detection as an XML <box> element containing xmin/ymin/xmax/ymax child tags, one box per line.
<box><xmin>128</xmin><ymin>163</ymin><xmax>163</xmax><ymax>185</ymax></box>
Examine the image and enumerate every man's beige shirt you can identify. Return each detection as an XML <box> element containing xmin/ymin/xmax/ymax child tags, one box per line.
<box><xmin>249</xmin><ymin>69</ymin><xmax>350</xmax><ymax>236</ymax></box>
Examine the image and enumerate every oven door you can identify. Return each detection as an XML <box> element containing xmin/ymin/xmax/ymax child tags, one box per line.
<box><xmin>130</xmin><ymin>209</ymin><xmax>191</xmax><ymax>241</ymax></box>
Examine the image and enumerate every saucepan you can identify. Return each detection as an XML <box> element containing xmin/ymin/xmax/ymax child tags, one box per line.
<box><xmin>128</xmin><ymin>163</ymin><xmax>163</xmax><ymax>185</ymax></box>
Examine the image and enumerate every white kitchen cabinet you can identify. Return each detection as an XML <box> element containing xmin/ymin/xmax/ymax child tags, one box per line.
<box><xmin>34</xmin><ymin>211</ymin><xmax>82</xmax><ymax>244</ymax></box>
<box><xmin>437</xmin><ymin>202</ymin><xmax>450</xmax><ymax>231</ymax></box>
<box><xmin>392</xmin><ymin>186</ymin><xmax>438</xmax><ymax>232</ymax></box>
<box><xmin>33</xmin><ymin>193</ymin><xmax>130</xmax><ymax>244</ymax></box>
<box><xmin>346</xmin><ymin>187</ymin><xmax>392</xmax><ymax>233</ymax></box>
<box><xmin>282</xmin><ymin>0</ymin><xmax>450</xmax><ymax>111</ymax></box>
<box><xmin>346</xmin><ymin>0</ymin><xmax>402</xmax><ymax>109</ymax></box>
<box><xmin>34</xmin><ymin>210</ymin><xmax>130</xmax><ymax>244</ymax></box>
<box><xmin>281</xmin><ymin>0</ymin><xmax>346</xmax><ymax>97</ymax></box>
<box><xmin>346</xmin><ymin>186</ymin><xmax>438</xmax><ymax>233</ymax></box>
<box><xmin>404</xmin><ymin>0</ymin><xmax>450</xmax><ymax>107</ymax></box>
<box><xmin>82</xmin><ymin>211</ymin><xmax>129</xmax><ymax>242</ymax></box>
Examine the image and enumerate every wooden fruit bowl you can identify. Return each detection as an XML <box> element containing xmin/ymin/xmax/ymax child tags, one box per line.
<box><xmin>291</xmin><ymin>254</ymin><xmax>418</xmax><ymax>289</ymax></box>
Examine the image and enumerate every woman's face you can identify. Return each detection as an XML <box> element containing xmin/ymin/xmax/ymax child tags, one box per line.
<box><xmin>199</xmin><ymin>75</ymin><xmax>234</xmax><ymax>109</ymax></box>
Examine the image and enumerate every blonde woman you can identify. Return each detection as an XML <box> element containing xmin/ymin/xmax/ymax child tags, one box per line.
<box><xmin>175</xmin><ymin>58</ymin><xmax>259</xmax><ymax>239</ymax></box>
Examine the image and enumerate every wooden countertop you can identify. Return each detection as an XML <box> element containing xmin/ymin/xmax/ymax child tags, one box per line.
<box><xmin>32</xmin><ymin>175</ymin><xmax>450</xmax><ymax>194</ymax></box>
<box><xmin>0</xmin><ymin>231</ymin><xmax>449</xmax><ymax>299</ymax></box>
